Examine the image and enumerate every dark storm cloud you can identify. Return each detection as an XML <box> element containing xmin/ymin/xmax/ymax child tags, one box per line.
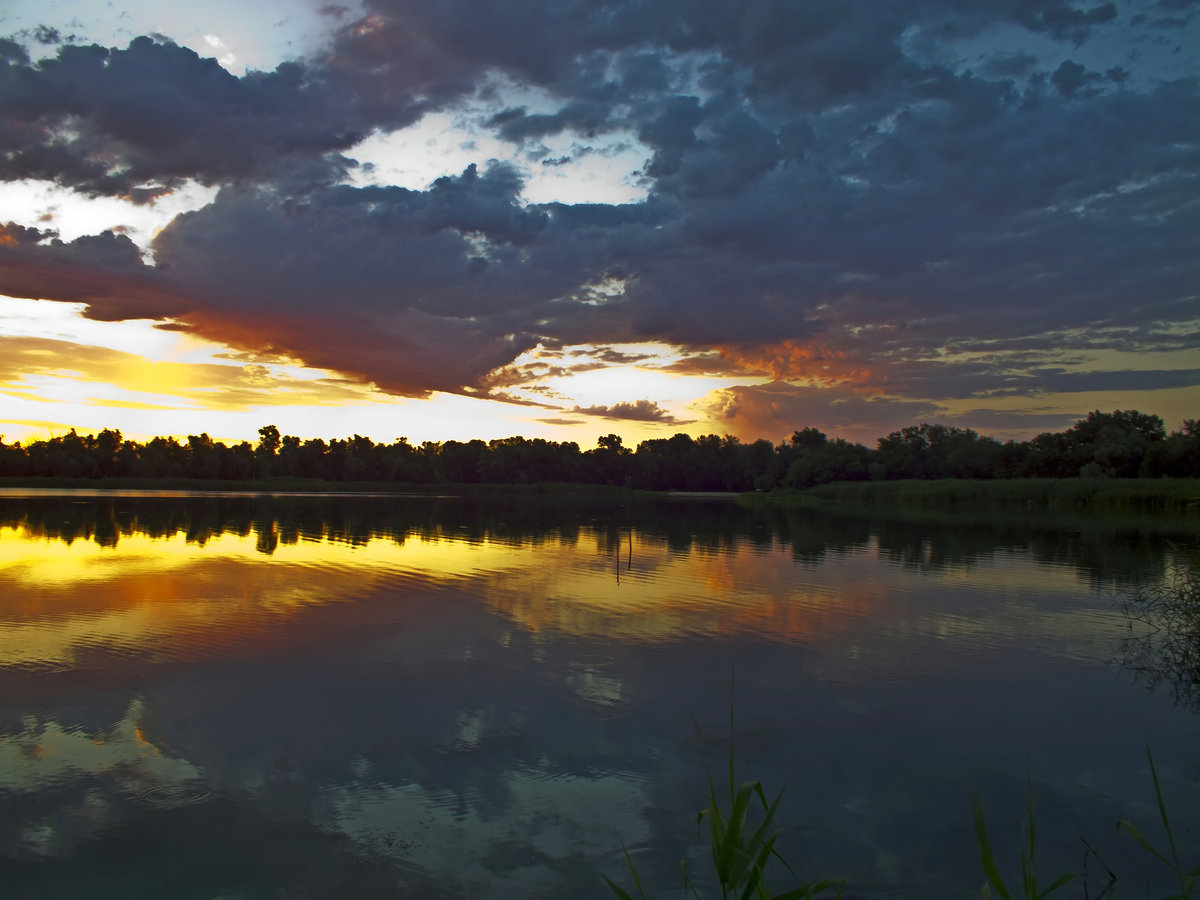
<box><xmin>143</xmin><ymin>163</ymin><xmax>654</xmax><ymax>395</ymax></box>
<box><xmin>0</xmin><ymin>223</ymin><xmax>184</xmax><ymax>318</ymax></box>
<box><xmin>1051</xmin><ymin>60</ymin><xmax>1104</xmax><ymax>97</ymax></box>
<box><xmin>1133</xmin><ymin>0</ymin><xmax>1200</xmax><ymax>27</ymax></box>
<box><xmin>977</xmin><ymin>51</ymin><xmax>1041</xmax><ymax>79</ymax></box>
<box><xmin>1</xmin><ymin>0</ymin><xmax>1197</xmax><ymax>411</ymax></box>
<box><xmin>588</xmin><ymin>348</ymin><xmax>656</xmax><ymax>365</ymax></box>
<box><xmin>572</xmin><ymin>400</ymin><xmax>687</xmax><ymax>425</ymax></box>
<box><xmin>999</xmin><ymin>367</ymin><xmax>1200</xmax><ymax>393</ymax></box>
<box><xmin>0</xmin><ymin>35</ymin><xmax>414</xmax><ymax>196</ymax></box>
<box><xmin>857</xmin><ymin>355</ymin><xmax>1200</xmax><ymax>399</ymax></box>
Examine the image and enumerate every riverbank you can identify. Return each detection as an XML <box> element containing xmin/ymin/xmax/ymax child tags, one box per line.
<box><xmin>743</xmin><ymin>477</ymin><xmax>1200</xmax><ymax>514</ymax></box>
<box><xmin>0</xmin><ymin>476</ymin><xmax>645</xmax><ymax>499</ymax></box>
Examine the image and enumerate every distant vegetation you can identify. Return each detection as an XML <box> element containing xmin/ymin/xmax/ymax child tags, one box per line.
<box><xmin>0</xmin><ymin>410</ymin><xmax>1196</xmax><ymax>491</ymax></box>
<box><xmin>789</xmin><ymin>477</ymin><xmax>1200</xmax><ymax>514</ymax></box>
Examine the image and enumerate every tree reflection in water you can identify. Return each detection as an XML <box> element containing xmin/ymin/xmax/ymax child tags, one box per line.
<box><xmin>1120</xmin><ymin>560</ymin><xmax>1200</xmax><ymax>712</ymax></box>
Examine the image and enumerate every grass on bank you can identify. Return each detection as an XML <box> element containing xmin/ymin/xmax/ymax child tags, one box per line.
<box><xmin>4</xmin><ymin>475</ymin><xmax>1197</xmax><ymax>513</ymax></box>
<box><xmin>747</xmin><ymin>478</ymin><xmax>1200</xmax><ymax>514</ymax></box>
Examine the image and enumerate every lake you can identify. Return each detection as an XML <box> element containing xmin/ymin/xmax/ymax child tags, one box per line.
<box><xmin>1</xmin><ymin>489</ymin><xmax>1197</xmax><ymax>898</ymax></box>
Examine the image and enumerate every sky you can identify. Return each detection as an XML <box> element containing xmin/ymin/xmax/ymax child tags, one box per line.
<box><xmin>0</xmin><ymin>0</ymin><xmax>1196</xmax><ymax>449</ymax></box>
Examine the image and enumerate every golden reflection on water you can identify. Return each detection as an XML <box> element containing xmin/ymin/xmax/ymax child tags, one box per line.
<box><xmin>0</xmin><ymin>512</ymin><xmax>1118</xmax><ymax>673</ymax></box>
<box><xmin>0</xmin><ymin>517</ymin><xmax>886</xmax><ymax>669</ymax></box>
<box><xmin>0</xmin><ymin>523</ymin><xmax>525</xmax><ymax>668</ymax></box>
<box><xmin>475</xmin><ymin>538</ymin><xmax>891</xmax><ymax>644</ymax></box>
<box><xmin>1</xmin><ymin>502</ymin><xmax>1168</xmax><ymax>899</ymax></box>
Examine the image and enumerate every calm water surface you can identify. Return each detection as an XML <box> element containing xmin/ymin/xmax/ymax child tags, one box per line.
<box><xmin>1</xmin><ymin>490</ymin><xmax>1197</xmax><ymax>898</ymax></box>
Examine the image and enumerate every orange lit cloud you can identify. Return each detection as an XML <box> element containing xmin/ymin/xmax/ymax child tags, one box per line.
<box><xmin>700</xmin><ymin>381</ymin><xmax>940</xmax><ymax>444</ymax></box>
<box><xmin>666</xmin><ymin>341</ymin><xmax>884</xmax><ymax>392</ymax></box>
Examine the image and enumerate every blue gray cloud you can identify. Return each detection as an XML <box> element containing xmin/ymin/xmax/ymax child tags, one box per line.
<box><xmin>0</xmin><ymin>0</ymin><xmax>1196</xmax><ymax>419</ymax></box>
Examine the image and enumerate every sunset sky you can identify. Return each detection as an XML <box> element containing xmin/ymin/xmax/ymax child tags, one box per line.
<box><xmin>0</xmin><ymin>0</ymin><xmax>1196</xmax><ymax>448</ymax></box>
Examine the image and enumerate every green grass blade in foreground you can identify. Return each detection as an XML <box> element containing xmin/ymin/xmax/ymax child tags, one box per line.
<box><xmin>604</xmin><ymin>841</ymin><xmax>649</xmax><ymax>900</ymax></box>
<box><xmin>1038</xmin><ymin>874</ymin><xmax>1076</xmax><ymax>899</ymax></box>
<box><xmin>768</xmin><ymin>881</ymin><xmax>846</xmax><ymax>900</ymax></box>
<box><xmin>1118</xmin><ymin>746</ymin><xmax>1198</xmax><ymax>899</ymax></box>
<box><xmin>718</xmin><ymin>781</ymin><xmax>761</xmax><ymax>887</ymax></box>
<box><xmin>1119</xmin><ymin>819</ymin><xmax>1173</xmax><ymax>868</ymax></box>
<box><xmin>973</xmin><ymin>779</ymin><xmax>1074</xmax><ymax>900</ymax></box>
<box><xmin>605</xmin><ymin>698</ymin><xmax>843</xmax><ymax>900</ymax></box>
<box><xmin>603</xmin><ymin>875</ymin><xmax>639</xmax><ymax>900</ymax></box>
<box><xmin>1022</xmin><ymin>773</ymin><xmax>1035</xmax><ymax>898</ymax></box>
<box><xmin>974</xmin><ymin>794</ymin><xmax>1014</xmax><ymax>900</ymax></box>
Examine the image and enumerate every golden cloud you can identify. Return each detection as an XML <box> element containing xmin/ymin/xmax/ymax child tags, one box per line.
<box><xmin>0</xmin><ymin>335</ymin><xmax>381</xmax><ymax>412</ymax></box>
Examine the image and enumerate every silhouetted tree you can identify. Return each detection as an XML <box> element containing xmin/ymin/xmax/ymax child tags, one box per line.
<box><xmin>256</xmin><ymin>425</ymin><xmax>282</xmax><ymax>478</ymax></box>
<box><xmin>0</xmin><ymin>411</ymin><xmax>1192</xmax><ymax>489</ymax></box>
<box><xmin>187</xmin><ymin>434</ymin><xmax>220</xmax><ymax>479</ymax></box>
<box><xmin>1070</xmin><ymin>409</ymin><xmax>1165</xmax><ymax>478</ymax></box>
<box><xmin>1143</xmin><ymin>420</ymin><xmax>1200</xmax><ymax>478</ymax></box>
<box><xmin>588</xmin><ymin>434</ymin><xmax>632</xmax><ymax>485</ymax></box>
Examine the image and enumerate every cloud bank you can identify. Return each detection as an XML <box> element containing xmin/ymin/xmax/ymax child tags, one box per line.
<box><xmin>1</xmin><ymin>0</ymin><xmax>1197</xmax><ymax>435</ymax></box>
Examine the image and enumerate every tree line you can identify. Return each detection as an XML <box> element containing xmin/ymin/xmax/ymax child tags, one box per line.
<box><xmin>0</xmin><ymin>410</ymin><xmax>1196</xmax><ymax>490</ymax></box>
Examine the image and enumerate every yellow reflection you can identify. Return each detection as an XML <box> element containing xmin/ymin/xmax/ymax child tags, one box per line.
<box><xmin>474</xmin><ymin>535</ymin><xmax>891</xmax><ymax>644</ymax></box>
<box><xmin>0</xmin><ymin>511</ymin><xmax>1117</xmax><ymax>667</ymax></box>
<box><xmin>0</xmin><ymin>513</ymin><xmax>893</xmax><ymax>670</ymax></box>
<box><xmin>0</xmin><ymin>523</ymin><xmax>523</xmax><ymax>667</ymax></box>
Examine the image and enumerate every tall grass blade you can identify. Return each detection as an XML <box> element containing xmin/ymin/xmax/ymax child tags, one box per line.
<box><xmin>602</xmin><ymin>875</ymin><xmax>638</xmax><ymax>900</ymax></box>
<box><xmin>608</xmin><ymin>681</ymin><xmax>842</xmax><ymax>899</ymax></box>
<box><xmin>770</xmin><ymin>879</ymin><xmax>845</xmax><ymax>900</ymax></box>
<box><xmin>1038</xmin><ymin>872</ymin><xmax>1076</xmax><ymax>899</ymax></box>
<box><xmin>1117</xmin><ymin>745</ymin><xmax>1197</xmax><ymax>899</ymax></box>
<box><xmin>1147</xmin><ymin>747</ymin><xmax>1183</xmax><ymax>878</ymax></box>
<box><xmin>974</xmin><ymin>778</ymin><xmax>1074</xmax><ymax>900</ymax></box>
<box><xmin>1117</xmin><ymin>819</ymin><xmax>1173</xmax><ymax>868</ymax></box>
<box><xmin>1023</xmin><ymin>774</ymin><xmax>1036</xmax><ymax>898</ymax></box>
<box><xmin>738</xmin><ymin>833</ymin><xmax>776</xmax><ymax>900</ymax></box>
<box><xmin>974</xmin><ymin>795</ymin><xmax>1013</xmax><ymax>900</ymax></box>
<box><xmin>729</xmin><ymin>672</ymin><xmax>736</xmax><ymax>811</ymax></box>
<box><xmin>681</xmin><ymin>859</ymin><xmax>703</xmax><ymax>899</ymax></box>
<box><xmin>603</xmin><ymin>841</ymin><xmax>649</xmax><ymax>900</ymax></box>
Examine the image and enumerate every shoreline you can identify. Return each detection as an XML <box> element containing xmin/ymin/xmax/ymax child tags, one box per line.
<box><xmin>740</xmin><ymin>477</ymin><xmax>1200</xmax><ymax>515</ymax></box>
<box><xmin>2</xmin><ymin>476</ymin><xmax>1197</xmax><ymax>515</ymax></box>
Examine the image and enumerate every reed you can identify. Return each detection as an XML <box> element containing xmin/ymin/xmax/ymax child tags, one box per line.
<box><xmin>972</xmin><ymin>775</ymin><xmax>1075</xmax><ymax>900</ymax></box>
<box><xmin>604</xmin><ymin>683</ymin><xmax>843</xmax><ymax>900</ymax></box>
<box><xmin>607</xmin><ymin>726</ymin><xmax>1196</xmax><ymax>898</ymax></box>
<box><xmin>1118</xmin><ymin>748</ymin><xmax>1199</xmax><ymax>900</ymax></box>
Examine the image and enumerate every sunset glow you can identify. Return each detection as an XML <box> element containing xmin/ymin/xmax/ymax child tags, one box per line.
<box><xmin>0</xmin><ymin>1</ymin><xmax>1196</xmax><ymax>448</ymax></box>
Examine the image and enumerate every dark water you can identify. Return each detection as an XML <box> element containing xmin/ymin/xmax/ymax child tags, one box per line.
<box><xmin>0</xmin><ymin>490</ymin><xmax>1197</xmax><ymax>899</ymax></box>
